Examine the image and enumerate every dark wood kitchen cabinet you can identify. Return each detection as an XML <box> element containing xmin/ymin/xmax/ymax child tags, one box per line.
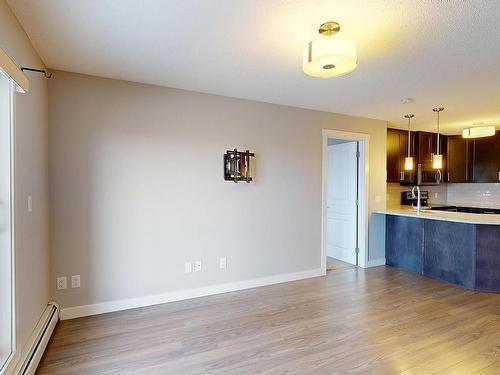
<box><xmin>414</xmin><ymin>131</ymin><xmax>447</xmax><ymax>183</ymax></box>
<box><xmin>387</xmin><ymin>128</ymin><xmax>414</xmax><ymax>183</ymax></box>
<box><xmin>471</xmin><ymin>131</ymin><xmax>500</xmax><ymax>182</ymax></box>
<box><xmin>447</xmin><ymin>135</ymin><xmax>470</xmax><ymax>183</ymax></box>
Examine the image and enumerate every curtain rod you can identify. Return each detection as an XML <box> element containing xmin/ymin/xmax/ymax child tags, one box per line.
<box><xmin>20</xmin><ymin>67</ymin><xmax>52</xmax><ymax>78</ymax></box>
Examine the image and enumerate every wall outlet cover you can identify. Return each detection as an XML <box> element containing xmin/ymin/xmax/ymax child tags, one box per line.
<box><xmin>57</xmin><ymin>276</ymin><xmax>67</xmax><ymax>290</ymax></box>
<box><xmin>194</xmin><ymin>261</ymin><xmax>202</xmax><ymax>272</ymax></box>
<box><xmin>185</xmin><ymin>262</ymin><xmax>192</xmax><ymax>273</ymax></box>
<box><xmin>219</xmin><ymin>257</ymin><xmax>227</xmax><ymax>269</ymax></box>
<box><xmin>71</xmin><ymin>275</ymin><xmax>81</xmax><ymax>288</ymax></box>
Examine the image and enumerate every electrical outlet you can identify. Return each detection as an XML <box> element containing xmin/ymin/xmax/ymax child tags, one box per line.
<box><xmin>57</xmin><ymin>276</ymin><xmax>67</xmax><ymax>290</ymax></box>
<box><xmin>219</xmin><ymin>257</ymin><xmax>227</xmax><ymax>269</ymax></box>
<box><xmin>185</xmin><ymin>262</ymin><xmax>192</xmax><ymax>273</ymax></box>
<box><xmin>194</xmin><ymin>261</ymin><xmax>202</xmax><ymax>272</ymax></box>
<box><xmin>71</xmin><ymin>275</ymin><xmax>81</xmax><ymax>288</ymax></box>
<box><xmin>434</xmin><ymin>193</ymin><xmax>438</xmax><ymax>199</ymax></box>
<box><xmin>27</xmin><ymin>195</ymin><xmax>33</xmax><ymax>212</ymax></box>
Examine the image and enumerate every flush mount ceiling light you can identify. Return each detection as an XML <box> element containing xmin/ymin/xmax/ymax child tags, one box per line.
<box><xmin>462</xmin><ymin>125</ymin><xmax>496</xmax><ymax>139</ymax></box>
<box><xmin>302</xmin><ymin>21</ymin><xmax>357</xmax><ymax>78</ymax></box>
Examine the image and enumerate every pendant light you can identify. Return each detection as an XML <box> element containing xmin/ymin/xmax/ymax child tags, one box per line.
<box><xmin>303</xmin><ymin>22</ymin><xmax>357</xmax><ymax>78</ymax></box>
<box><xmin>404</xmin><ymin>114</ymin><xmax>414</xmax><ymax>171</ymax></box>
<box><xmin>432</xmin><ymin>107</ymin><xmax>444</xmax><ymax>170</ymax></box>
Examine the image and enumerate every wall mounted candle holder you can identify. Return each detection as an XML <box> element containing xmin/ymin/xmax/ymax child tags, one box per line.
<box><xmin>223</xmin><ymin>149</ymin><xmax>254</xmax><ymax>183</ymax></box>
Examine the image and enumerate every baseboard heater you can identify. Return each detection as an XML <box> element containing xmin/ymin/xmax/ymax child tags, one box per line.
<box><xmin>13</xmin><ymin>303</ymin><xmax>59</xmax><ymax>375</ymax></box>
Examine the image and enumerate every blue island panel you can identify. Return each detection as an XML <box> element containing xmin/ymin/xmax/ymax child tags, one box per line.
<box><xmin>386</xmin><ymin>215</ymin><xmax>424</xmax><ymax>274</ymax></box>
<box><xmin>476</xmin><ymin>225</ymin><xmax>500</xmax><ymax>292</ymax></box>
<box><xmin>423</xmin><ymin>220</ymin><xmax>475</xmax><ymax>289</ymax></box>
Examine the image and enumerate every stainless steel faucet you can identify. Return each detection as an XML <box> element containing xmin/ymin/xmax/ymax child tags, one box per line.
<box><xmin>411</xmin><ymin>185</ymin><xmax>421</xmax><ymax>215</ymax></box>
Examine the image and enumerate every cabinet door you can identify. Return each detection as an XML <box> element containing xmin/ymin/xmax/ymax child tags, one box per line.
<box><xmin>447</xmin><ymin>135</ymin><xmax>469</xmax><ymax>183</ymax></box>
<box><xmin>387</xmin><ymin>129</ymin><xmax>401</xmax><ymax>182</ymax></box>
<box><xmin>471</xmin><ymin>132</ymin><xmax>500</xmax><ymax>182</ymax></box>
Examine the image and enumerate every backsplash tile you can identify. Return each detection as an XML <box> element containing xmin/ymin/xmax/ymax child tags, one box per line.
<box><xmin>387</xmin><ymin>182</ymin><xmax>500</xmax><ymax>209</ymax></box>
<box><xmin>447</xmin><ymin>183</ymin><xmax>500</xmax><ymax>209</ymax></box>
<box><xmin>387</xmin><ymin>183</ymin><xmax>447</xmax><ymax>208</ymax></box>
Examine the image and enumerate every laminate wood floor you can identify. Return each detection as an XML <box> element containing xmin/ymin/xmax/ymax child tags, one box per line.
<box><xmin>37</xmin><ymin>266</ymin><xmax>500</xmax><ymax>375</ymax></box>
<box><xmin>327</xmin><ymin>256</ymin><xmax>357</xmax><ymax>271</ymax></box>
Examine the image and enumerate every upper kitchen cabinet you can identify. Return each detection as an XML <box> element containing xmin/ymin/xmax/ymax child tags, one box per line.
<box><xmin>387</xmin><ymin>128</ymin><xmax>415</xmax><ymax>183</ymax></box>
<box><xmin>447</xmin><ymin>135</ymin><xmax>470</xmax><ymax>183</ymax></box>
<box><xmin>470</xmin><ymin>131</ymin><xmax>500</xmax><ymax>182</ymax></box>
<box><xmin>414</xmin><ymin>131</ymin><xmax>447</xmax><ymax>184</ymax></box>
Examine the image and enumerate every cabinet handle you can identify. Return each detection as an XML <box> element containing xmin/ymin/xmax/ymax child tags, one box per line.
<box><xmin>448</xmin><ymin>172</ymin><xmax>450</xmax><ymax>182</ymax></box>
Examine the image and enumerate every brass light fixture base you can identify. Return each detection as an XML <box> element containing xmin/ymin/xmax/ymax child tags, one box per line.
<box><xmin>404</xmin><ymin>114</ymin><xmax>415</xmax><ymax>119</ymax></box>
<box><xmin>319</xmin><ymin>22</ymin><xmax>340</xmax><ymax>36</ymax></box>
<box><xmin>433</xmin><ymin>107</ymin><xmax>444</xmax><ymax>112</ymax></box>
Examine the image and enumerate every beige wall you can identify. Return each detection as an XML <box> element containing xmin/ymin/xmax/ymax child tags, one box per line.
<box><xmin>49</xmin><ymin>71</ymin><xmax>387</xmax><ymax>309</ymax></box>
<box><xmin>0</xmin><ymin>0</ymin><xmax>50</xmax><ymax>359</ymax></box>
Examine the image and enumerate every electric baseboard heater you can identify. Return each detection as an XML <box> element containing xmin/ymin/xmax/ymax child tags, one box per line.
<box><xmin>14</xmin><ymin>303</ymin><xmax>58</xmax><ymax>375</ymax></box>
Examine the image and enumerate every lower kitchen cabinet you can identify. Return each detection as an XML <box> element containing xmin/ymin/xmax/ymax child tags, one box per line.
<box><xmin>423</xmin><ymin>220</ymin><xmax>475</xmax><ymax>289</ymax></box>
<box><xmin>385</xmin><ymin>215</ymin><xmax>423</xmax><ymax>274</ymax></box>
<box><xmin>383</xmin><ymin>213</ymin><xmax>500</xmax><ymax>292</ymax></box>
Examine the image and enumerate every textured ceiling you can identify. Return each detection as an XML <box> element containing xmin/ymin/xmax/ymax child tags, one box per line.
<box><xmin>7</xmin><ymin>0</ymin><xmax>500</xmax><ymax>133</ymax></box>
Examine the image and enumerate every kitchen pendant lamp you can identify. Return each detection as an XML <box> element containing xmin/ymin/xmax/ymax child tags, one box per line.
<box><xmin>404</xmin><ymin>114</ymin><xmax>414</xmax><ymax>171</ymax></box>
<box><xmin>462</xmin><ymin>125</ymin><xmax>496</xmax><ymax>139</ymax></box>
<box><xmin>303</xmin><ymin>22</ymin><xmax>357</xmax><ymax>78</ymax></box>
<box><xmin>432</xmin><ymin>107</ymin><xmax>444</xmax><ymax>170</ymax></box>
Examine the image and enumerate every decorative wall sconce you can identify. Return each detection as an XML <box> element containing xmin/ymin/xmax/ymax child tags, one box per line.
<box><xmin>224</xmin><ymin>149</ymin><xmax>254</xmax><ymax>183</ymax></box>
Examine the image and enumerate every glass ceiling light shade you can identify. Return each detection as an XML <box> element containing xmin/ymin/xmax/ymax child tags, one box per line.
<box><xmin>404</xmin><ymin>114</ymin><xmax>414</xmax><ymax>171</ymax></box>
<box><xmin>303</xmin><ymin>22</ymin><xmax>357</xmax><ymax>78</ymax></box>
<box><xmin>462</xmin><ymin>126</ymin><xmax>496</xmax><ymax>139</ymax></box>
<box><xmin>432</xmin><ymin>107</ymin><xmax>444</xmax><ymax>170</ymax></box>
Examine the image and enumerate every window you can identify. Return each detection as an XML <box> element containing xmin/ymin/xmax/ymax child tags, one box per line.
<box><xmin>0</xmin><ymin>72</ymin><xmax>14</xmax><ymax>371</ymax></box>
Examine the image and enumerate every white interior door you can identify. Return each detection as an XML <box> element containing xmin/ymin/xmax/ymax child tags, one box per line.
<box><xmin>326</xmin><ymin>141</ymin><xmax>358</xmax><ymax>265</ymax></box>
<box><xmin>0</xmin><ymin>73</ymin><xmax>13</xmax><ymax>370</ymax></box>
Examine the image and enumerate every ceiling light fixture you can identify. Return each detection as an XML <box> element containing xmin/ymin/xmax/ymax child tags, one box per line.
<box><xmin>404</xmin><ymin>114</ymin><xmax>414</xmax><ymax>171</ymax></box>
<box><xmin>432</xmin><ymin>107</ymin><xmax>444</xmax><ymax>171</ymax></box>
<box><xmin>462</xmin><ymin>125</ymin><xmax>496</xmax><ymax>139</ymax></box>
<box><xmin>302</xmin><ymin>21</ymin><xmax>357</xmax><ymax>78</ymax></box>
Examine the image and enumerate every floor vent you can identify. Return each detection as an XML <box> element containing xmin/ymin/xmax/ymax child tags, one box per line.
<box><xmin>14</xmin><ymin>303</ymin><xmax>58</xmax><ymax>375</ymax></box>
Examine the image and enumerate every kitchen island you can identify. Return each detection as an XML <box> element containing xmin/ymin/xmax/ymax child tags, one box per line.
<box><xmin>374</xmin><ymin>208</ymin><xmax>500</xmax><ymax>292</ymax></box>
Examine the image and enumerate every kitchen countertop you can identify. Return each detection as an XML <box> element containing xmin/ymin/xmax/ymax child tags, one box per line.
<box><xmin>374</xmin><ymin>206</ymin><xmax>500</xmax><ymax>225</ymax></box>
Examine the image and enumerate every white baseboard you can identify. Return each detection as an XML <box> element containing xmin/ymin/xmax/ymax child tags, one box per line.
<box><xmin>366</xmin><ymin>258</ymin><xmax>386</xmax><ymax>268</ymax></box>
<box><xmin>60</xmin><ymin>268</ymin><xmax>324</xmax><ymax>320</ymax></box>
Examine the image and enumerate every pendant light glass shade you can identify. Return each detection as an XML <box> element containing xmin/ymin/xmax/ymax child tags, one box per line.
<box><xmin>303</xmin><ymin>22</ymin><xmax>357</xmax><ymax>78</ymax></box>
<box><xmin>403</xmin><ymin>114</ymin><xmax>414</xmax><ymax>171</ymax></box>
<box><xmin>404</xmin><ymin>157</ymin><xmax>414</xmax><ymax>171</ymax></box>
<box><xmin>432</xmin><ymin>154</ymin><xmax>443</xmax><ymax>169</ymax></box>
<box><xmin>462</xmin><ymin>126</ymin><xmax>496</xmax><ymax>139</ymax></box>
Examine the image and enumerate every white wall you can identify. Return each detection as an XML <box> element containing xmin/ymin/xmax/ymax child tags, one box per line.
<box><xmin>0</xmin><ymin>0</ymin><xmax>50</xmax><ymax>361</ymax></box>
<box><xmin>49</xmin><ymin>71</ymin><xmax>387</xmax><ymax>312</ymax></box>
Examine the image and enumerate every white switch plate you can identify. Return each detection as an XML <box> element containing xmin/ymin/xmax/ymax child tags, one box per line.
<box><xmin>185</xmin><ymin>262</ymin><xmax>192</xmax><ymax>273</ymax></box>
<box><xmin>27</xmin><ymin>195</ymin><xmax>33</xmax><ymax>212</ymax></box>
<box><xmin>57</xmin><ymin>276</ymin><xmax>67</xmax><ymax>290</ymax></box>
<box><xmin>71</xmin><ymin>275</ymin><xmax>81</xmax><ymax>288</ymax></box>
<box><xmin>194</xmin><ymin>261</ymin><xmax>202</xmax><ymax>272</ymax></box>
<box><xmin>219</xmin><ymin>257</ymin><xmax>227</xmax><ymax>269</ymax></box>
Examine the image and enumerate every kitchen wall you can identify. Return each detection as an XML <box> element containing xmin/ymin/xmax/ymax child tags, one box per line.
<box><xmin>447</xmin><ymin>183</ymin><xmax>500</xmax><ymax>208</ymax></box>
<box><xmin>0</xmin><ymin>0</ymin><xmax>50</xmax><ymax>365</ymax></box>
<box><xmin>49</xmin><ymin>71</ymin><xmax>387</xmax><ymax>313</ymax></box>
<box><xmin>387</xmin><ymin>183</ymin><xmax>447</xmax><ymax>207</ymax></box>
<box><xmin>387</xmin><ymin>182</ymin><xmax>500</xmax><ymax>208</ymax></box>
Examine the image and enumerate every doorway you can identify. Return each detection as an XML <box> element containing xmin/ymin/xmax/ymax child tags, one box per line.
<box><xmin>321</xmin><ymin>130</ymin><xmax>369</xmax><ymax>273</ymax></box>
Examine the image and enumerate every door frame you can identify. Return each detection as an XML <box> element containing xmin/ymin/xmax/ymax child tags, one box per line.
<box><xmin>321</xmin><ymin>129</ymin><xmax>370</xmax><ymax>273</ymax></box>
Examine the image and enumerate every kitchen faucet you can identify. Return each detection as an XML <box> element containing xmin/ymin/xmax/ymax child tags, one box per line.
<box><xmin>411</xmin><ymin>185</ymin><xmax>421</xmax><ymax>215</ymax></box>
